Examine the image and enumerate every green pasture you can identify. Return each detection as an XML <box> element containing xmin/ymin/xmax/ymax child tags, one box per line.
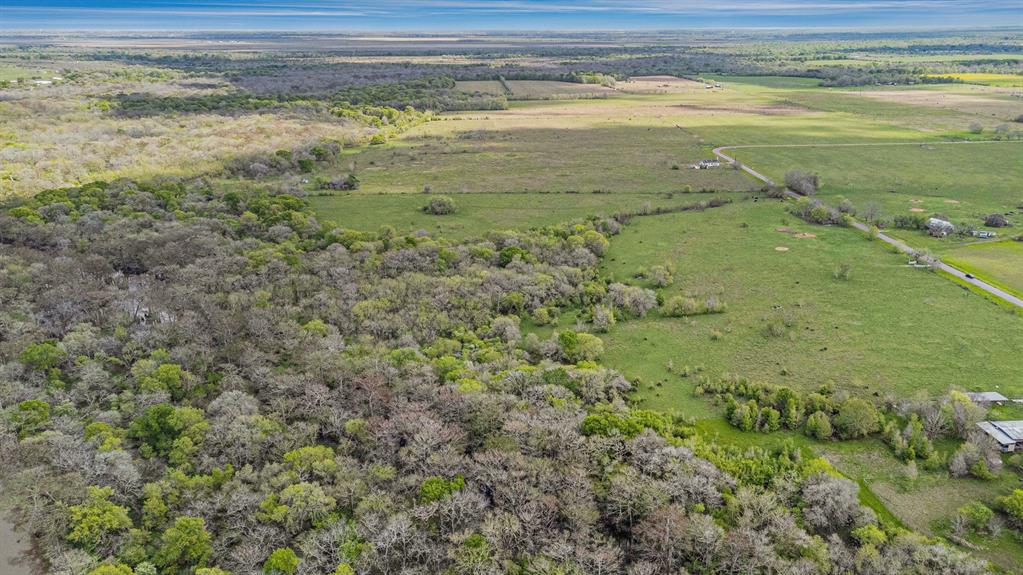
<box><xmin>309</xmin><ymin>191</ymin><xmax>720</xmax><ymax>239</ymax></box>
<box><xmin>597</xmin><ymin>201</ymin><xmax>1023</xmax><ymax>407</ymax></box>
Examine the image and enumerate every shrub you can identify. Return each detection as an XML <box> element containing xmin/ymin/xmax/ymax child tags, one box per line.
<box><xmin>805</xmin><ymin>411</ymin><xmax>833</xmax><ymax>439</ymax></box>
<box><xmin>997</xmin><ymin>489</ymin><xmax>1023</xmax><ymax>526</ymax></box>
<box><xmin>984</xmin><ymin>213</ymin><xmax>1009</xmax><ymax>227</ymax></box>
<box><xmin>851</xmin><ymin>524</ymin><xmax>887</xmax><ymax>547</ymax></box>
<box><xmin>785</xmin><ymin>170</ymin><xmax>819</xmax><ymax>196</ymax></box>
<box><xmin>833</xmin><ymin>263</ymin><xmax>852</xmax><ymax>280</ymax></box>
<box><xmin>424</xmin><ymin>195</ymin><xmax>457</xmax><ymax>215</ymax></box>
<box><xmin>647</xmin><ymin>264</ymin><xmax>674</xmax><ymax>287</ymax></box>
<box><xmin>957</xmin><ymin>502</ymin><xmax>994</xmax><ymax>533</ymax></box>
<box><xmin>833</xmin><ymin>398</ymin><xmax>880</xmax><ymax>439</ymax></box>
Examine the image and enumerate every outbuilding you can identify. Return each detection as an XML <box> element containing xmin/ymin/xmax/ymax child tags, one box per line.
<box><xmin>976</xmin><ymin>420</ymin><xmax>1023</xmax><ymax>452</ymax></box>
<box><xmin>966</xmin><ymin>391</ymin><xmax>1009</xmax><ymax>406</ymax></box>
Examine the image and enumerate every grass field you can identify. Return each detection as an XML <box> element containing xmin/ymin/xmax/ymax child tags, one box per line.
<box><xmin>0</xmin><ymin>65</ymin><xmax>44</xmax><ymax>82</ymax></box>
<box><xmin>308</xmin><ymin>191</ymin><xmax>717</xmax><ymax>239</ymax></box>
<box><xmin>598</xmin><ymin>201</ymin><xmax>1023</xmax><ymax>406</ymax></box>
<box><xmin>944</xmin><ymin>240</ymin><xmax>1023</xmax><ymax>299</ymax></box>
<box><xmin>593</xmin><ymin>201</ymin><xmax>1023</xmax><ymax>570</ymax></box>
<box><xmin>315</xmin><ymin>99</ymin><xmax>760</xmax><ymax>196</ymax></box>
<box><xmin>728</xmin><ymin>141</ymin><xmax>1023</xmax><ymax>216</ymax></box>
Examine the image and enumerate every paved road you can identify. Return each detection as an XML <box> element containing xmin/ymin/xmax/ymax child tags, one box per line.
<box><xmin>711</xmin><ymin>141</ymin><xmax>1023</xmax><ymax>310</ymax></box>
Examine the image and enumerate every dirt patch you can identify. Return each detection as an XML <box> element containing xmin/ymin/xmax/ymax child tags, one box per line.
<box><xmin>909</xmin><ymin>208</ymin><xmax>925</xmax><ymax>213</ymax></box>
<box><xmin>674</xmin><ymin>103</ymin><xmax>810</xmax><ymax>116</ymax></box>
<box><xmin>775</xmin><ymin>246</ymin><xmax>790</xmax><ymax>252</ymax></box>
<box><xmin>944</xmin><ymin>199</ymin><xmax>961</xmax><ymax>204</ymax></box>
<box><xmin>776</xmin><ymin>226</ymin><xmax>794</xmax><ymax>233</ymax></box>
<box><xmin>909</xmin><ymin>199</ymin><xmax>923</xmax><ymax>204</ymax></box>
<box><xmin>847</xmin><ymin>89</ymin><xmax>1023</xmax><ymax>119</ymax></box>
<box><xmin>618</xmin><ymin>76</ymin><xmax>704</xmax><ymax>94</ymax></box>
<box><xmin>794</xmin><ymin>232</ymin><xmax>817</xmax><ymax>238</ymax></box>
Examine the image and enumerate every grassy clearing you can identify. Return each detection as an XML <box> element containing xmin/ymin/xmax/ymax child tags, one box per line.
<box><xmin>308</xmin><ymin>191</ymin><xmax>714</xmax><ymax>239</ymax></box>
<box><xmin>598</xmin><ymin>201</ymin><xmax>1023</xmax><ymax>407</ymax></box>
<box><xmin>312</xmin><ymin>99</ymin><xmax>759</xmax><ymax>196</ymax></box>
<box><xmin>704</xmin><ymin>75</ymin><xmax>824</xmax><ymax>89</ymax></box>
<box><xmin>0</xmin><ymin>65</ymin><xmax>46</xmax><ymax>82</ymax></box>
<box><xmin>944</xmin><ymin>240</ymin><xmax>1023</xmax><ymax>299</ymax></box>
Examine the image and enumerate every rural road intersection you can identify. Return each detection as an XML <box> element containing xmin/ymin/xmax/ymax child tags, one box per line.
<box><xmin>712</xmin><ymin>142</ymin><xmax>1023</xmax><ymax>309</ymax></box>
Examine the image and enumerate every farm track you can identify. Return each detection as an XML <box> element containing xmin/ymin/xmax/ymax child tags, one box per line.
<box><xmin>712</xmin><ymin>140</ymin><xmax>1023</xmax><ymax>309</ymax></box>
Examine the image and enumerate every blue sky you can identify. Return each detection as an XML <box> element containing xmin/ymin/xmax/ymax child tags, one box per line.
<box><xmin>2</xmin><ymin>0</ymin><xmax>1021</xmax><ymax>30</ymax></box>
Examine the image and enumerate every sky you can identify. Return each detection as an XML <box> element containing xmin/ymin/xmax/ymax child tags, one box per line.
<box><xmin>1</xmin><ymin>0</ymin><xmax>1022</xmax><ymax>31</ymax></box>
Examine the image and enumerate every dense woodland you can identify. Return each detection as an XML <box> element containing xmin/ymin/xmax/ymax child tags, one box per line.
<box><xmin>0</xmin><ymin>174</ymin><xmax>999</xmax><ymax>575</ymax></box>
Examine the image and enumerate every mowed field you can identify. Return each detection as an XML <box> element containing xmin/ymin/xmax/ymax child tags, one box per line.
<box><xmin>598</xmin><ymin>201</ymin><xmax>1023</xmax><ymax>407</ymax></box>
<box><xmin>944</xmin><ymin>240</ymin><xmax>1023</xmax><ymax>300</ymax></box>
<box><xmin>728</xmin><ymin>141</ymin><xmax>1023</xmax><ymax>215</ymax></box>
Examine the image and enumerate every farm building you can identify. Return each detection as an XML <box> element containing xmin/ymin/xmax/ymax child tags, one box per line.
<box><xmin>925</xmin><ymin>217</ymin><xmax>955</xmax><ymax>237</ymax></box>
<box><xmin>966</xmin><ymin>391</ymin><xmax>1008</xmax><ymax>406</ymax></box>
<box><xmin>976</xmin><ymin>420</ymin><xmax>1023</xmax><ymax>452</ymax></box>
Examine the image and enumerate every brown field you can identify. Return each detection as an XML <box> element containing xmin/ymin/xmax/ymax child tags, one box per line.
<box><xmin>455</xmin><ymin>80</ymin><xmax>506</xmax><ymax>95</ymax></box>
<box><xmin>504</xmin><ymin>80</ymin><xmax>616</xmax><ymax>99</ymax></box>
<box><xmin>618</xmin><ymin>75</ymin><xmax>706</xmax><ymax>94</ymax></box>
<box><xmin>849</xmin><ymin>88</ymin><xmax>1023</xmax><ymax>121</ymax></box>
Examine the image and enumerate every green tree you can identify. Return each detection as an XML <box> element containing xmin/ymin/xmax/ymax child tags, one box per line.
<box><xmin>155</xmin><ymin>516</ymin><xmax>212</xmax><ymax>573</ymax></box>
<box><xmin>20</xmin><ymin>341</ymin><xmax>66</xmax><ymax>371</ymax></box>
<box><xmin>11</xmin><ymin>399</ymin><xmax>50</xmax><ymax>438</ymax></box>
<box><xmin>129</xmin><ymin>404</ymin><xmax>208</xmax><ymax>461</ymax></box>
<box><xmin>558</xmin><ymin>331</ymin><xmax>604</xmax><ymax>362</ymax></box>
<box><xmin>851</xmin><ymin>524</ymin><xmax>887</xmax><ymax>547</ymax></box>
<box><xmin>805</xmin><ymin>411</ymin><xmax>833</xmax><ymax>440</ymax></box>
<box><xmin>264</xmin><ymin>548</ymin><xmax>300</xmax><ymax>575</ymax></box>
<box><xmin>259</xmin><ymin>482</ymin><xmax>337</xmax><ymax>532</ymax></box>
<box><xmin>833</xmin><ymin>398</ymin><xmax>880</xmax><ymax>439</ymax></box>
<box><xmin>283</xmin><ymin>445</ymin><xmax>338</xmax><ymax>480</ymax></box>
<box><xmin>87</xmin><ymin>563</ymin><xmax>134</xmax><ymax>575</ymax></box>
<box><xmin>67</xmin><ymin>486</ymin><xmax>133</xmax><ymax>550</ymax></box>
<box><xmin>419</xmin><ymin>475</ymin><xmax>465</xmax><ymax>504</ymax></box>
